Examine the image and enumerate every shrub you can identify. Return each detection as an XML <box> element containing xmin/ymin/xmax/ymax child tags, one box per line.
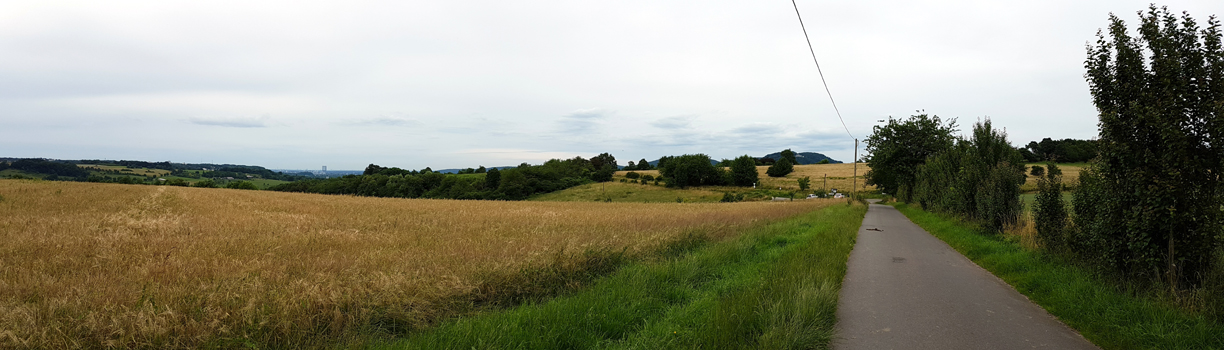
<box><xmin>191</xmin><ymin>179</ymin><xmax>218</xmax><ymax>188</ymax></box>
<box><xmin>911</xmin><ymin>119</ymin><xmax>1025</xmax><ymax>233</ymax></box>
<box><xmin>625</xmin><ymin>172</ymin><xmax>640</xmax><ymax>179</ymax></box>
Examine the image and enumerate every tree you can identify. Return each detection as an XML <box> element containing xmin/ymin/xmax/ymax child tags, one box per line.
<box><xmin>1076</xmin><ymin>6</ymin><xmax>1224</xmax><ymax>287</ymax></box>
<box><xmin>363</xmin><ymin>164</ymin><xmax>383</xmax><ymax>176</ymax></box>
<box><xmin>728</xmin><ymin>155</ymin><xmax>759</xmax><ymax>187</ymax></box>
<box><xmin>779</xmin><ymin>149</ymin><xmax>798</xmax><ymax>165</ymax></box>
<box><xmin>484</xmin><ymin>167</ymin><xmax>501</xmax><ymax>190</ymax></box>
<box><xmin>659</xmin><ymin>154</ymin><xmax>725</xmax><ymax>188</ymax></box>
<box><xmin>626</xmin><ymin>161</ymin><xmax>636</xmax><ymax>170</ymax></box>
<box><xmin>798</xmin><ymin>176</ymin><xmax>811</xmax><ymax>191</ymax></box>
<box><xmin>636</xmin><ymin>158</ymin><xmax>652</xmax><ymax>170</ymax></box>
<box><xmin>589</xmin><ymin>153</ymin><xmax>617</xmax><ymax>182</ymax></box>
<box><xmin>864</xmin><ymin>113</ymin><xmax>958</xmax><ymax>201</ymax></box>
<box><xmin>818</xmin><ymin>159</ymin><xmax>830</xmax><ymax>164</ymax></box>
<box><xmin>1030</xmin><ymin>165</ymin><xmax>1045</xmax><ymax>177</ymax></box>
<box><xmin>765</xmin><ymin>158</ymin><xmax>793</xmax><ymax>177</ymax></box>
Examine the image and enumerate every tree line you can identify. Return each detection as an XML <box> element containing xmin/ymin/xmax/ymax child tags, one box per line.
<box><xmin>268</xmin><ymin>153</ymin><xmax>621</xmax><ymax>200</ymax></box>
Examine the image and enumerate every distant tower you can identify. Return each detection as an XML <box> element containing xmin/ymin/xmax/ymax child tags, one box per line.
<box><xmin>321</xmin><ymin>166</ymin><xmax>327</xmax><ymax>177</ymax></box>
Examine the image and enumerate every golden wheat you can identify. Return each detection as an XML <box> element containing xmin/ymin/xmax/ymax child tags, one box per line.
<box><xmin>0</xmin><ymin>180</ymin><xmax>837</xmax><ymax>348</ymax></box>
<box><xmin>616</xmin><ymin>163</ymin><xmax>876</xmax><ymax>193</ymax></box>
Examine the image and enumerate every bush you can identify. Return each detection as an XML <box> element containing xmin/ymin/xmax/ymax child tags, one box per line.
<box><xmin>625</xmin><ymin>172</ymin><xmax>640</xmax><ymax>179</ymax></box>
<box><xmin>641</xmin><ymin>174</ymin><xmax>654</xmax><ymax>182</ymax></box>
<box><xmin>719</xmin><ymin>192</ymin><xmax>744</xmax><ymax>202</ymax></box>
<box><xmin>911</xmin><ymin>119</ymin><xmax>1025</xmax><ymax>233</ymax></box>
<box><xmin>191</xmin><ymin>179</ymin><xmax>218</xmax><ymax>188</ymax></box>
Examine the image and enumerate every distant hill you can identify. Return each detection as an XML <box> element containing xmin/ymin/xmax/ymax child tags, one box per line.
<box><xmin>760</xmin><ymin>152</ymin><xmax>841</xmax><ymax>165</ymax></box>
<box><xmin>641</xmin><ymin>152</ymin><xmax>841</xmax><ymax>167</ymax></box>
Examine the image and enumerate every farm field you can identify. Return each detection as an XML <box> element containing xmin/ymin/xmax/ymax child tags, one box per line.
<box><xmin>0</xmin><ymin>179</ymin><xmax>838</xmax><ymax>348</ymax></box>
<box><xmin>1021</xmin><ymin>163</ymin><xmax>1084</xmax><ymax>193</ymax></box>
<box><xmin>613</xmin><ymin>163</ymin><xmax>875</xmax><ymax>194</ymax></box>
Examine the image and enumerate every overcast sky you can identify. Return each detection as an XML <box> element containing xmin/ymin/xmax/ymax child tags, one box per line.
<box><xmin>2</xmin><ymin>1</ymin><xmax>1219</xmax><ymax>170</ymax></box>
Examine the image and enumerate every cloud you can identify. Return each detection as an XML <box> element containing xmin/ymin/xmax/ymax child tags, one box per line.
<box><xmin>729</xmin><ymin>123</ymin><xmax>783</xmax><ymax>137</ymax></box>
<box><xmin>649</xmin><ymin>116</ymin><xmax>693</xmax><ymax>130</ymax></box>
<box><xmin>345</xmin><ymin>116</ymin><xmax>421</xmax><ymax>127</ymax></box>
<box><xmin>187</xmin><ymin>115</ymin><xmax>270</xmax><ymax>128</ymax></box>
<box><xmin>557</xmin><ymin>108</ymin><xmax>608</xmax><ymax>133</ymax></box>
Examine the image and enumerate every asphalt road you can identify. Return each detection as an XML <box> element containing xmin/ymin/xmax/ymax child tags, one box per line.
<box><xmin>833</xmin><ymin>202</ymin><xmax>1099</xmax><ymax>350</ymax></box>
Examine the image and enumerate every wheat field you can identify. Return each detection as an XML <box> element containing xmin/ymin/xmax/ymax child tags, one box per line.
<box><xmin>0</xmin><ymin>180</ymin><xmax>837</xmax><ymax>348</ymax></box>
<box><xmin>617</xmin><ymin>163</ymin><xmax>876</xmax><ymax>193</ymax></box>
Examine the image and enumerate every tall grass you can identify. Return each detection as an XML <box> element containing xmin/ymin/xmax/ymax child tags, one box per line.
<box><xmin>0</xmin><ymin>180</ymin><xmax>836</xmax><ymax>349</ymax></box>
<box><xmin>378</xmin><ymin>203</ymin><xmax>865</xmax><ymax>349</ymax></box>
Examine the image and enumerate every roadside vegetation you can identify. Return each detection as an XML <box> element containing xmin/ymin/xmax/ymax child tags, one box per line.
<box><xmin>0</xmin><ymin>179</ymin><xmax>837</xmax><ymax>349</ymax></box>
<box><xmin>374</xmin><ymin>203</ymin><xmax>866</xmax><ymax>349</ymax></box>
<box><xmin>867</xmin><ymin>5</ymin><xmax>1224</xmax><ymax>348</ymax></box>
<box><xmin>895</xmin><ymin>205</ymin><xmax>1224</xmax><ymax>349</ymax></box>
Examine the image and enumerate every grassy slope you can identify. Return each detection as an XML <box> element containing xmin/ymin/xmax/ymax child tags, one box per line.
<box><xmin>374</xmin><ymin>203</ymin><xmax>866</xmax><ymax>349</ymax></box>
<box><xmin>894</xmin><ymin>204</ymin><xmax>1224</xmax><ymax>350</ymax></box>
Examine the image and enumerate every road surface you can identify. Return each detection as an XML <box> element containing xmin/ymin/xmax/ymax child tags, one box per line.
<box><xmin>833</xmin><ymin>202</ymin><xmax>1099</xmax><ymax>350</ymax></box>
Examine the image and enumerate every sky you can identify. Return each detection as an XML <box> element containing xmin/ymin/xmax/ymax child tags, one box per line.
<box><xmin>1</xmin><ymin>1</ymin><xmax>1219</xmax><ymax>170</ymax></box>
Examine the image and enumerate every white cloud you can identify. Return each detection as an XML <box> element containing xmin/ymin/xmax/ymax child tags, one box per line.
<box><xmin>3</xmin><ymin>0</ymin><xmax>1218</xmax><ymax>168</ymax></box>
<box><xmin>187</xmin><ymin>115</ymin><xmax>270</xmax><ymax>128</ymax></box>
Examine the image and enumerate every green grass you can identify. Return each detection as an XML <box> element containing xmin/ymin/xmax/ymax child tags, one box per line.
<box><xmin>370</xmin><ymin>203</ymin><xmax>866</xmax><ymax>349</ymax></box>
<box><xmin>893</xmin><ymin>204</ymin><xmax>1224</xmax><ymax>350</ymax></box>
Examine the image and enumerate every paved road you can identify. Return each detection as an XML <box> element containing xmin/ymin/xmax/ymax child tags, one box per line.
<box><xmin>833</xmin><ymin>202</ymin><xmax>1099</xmax><ymax>350</ymax></box>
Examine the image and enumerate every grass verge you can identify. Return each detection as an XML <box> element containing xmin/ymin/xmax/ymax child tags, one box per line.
<box><xmin>893</xmin><ymin>204</ymin><xmax>1224</xmax><ymax>350</ymax></box>
<box><xmin>371</xmin><ymin>203</ymin><xmax>866</xmax><ymax>349</ymax></box>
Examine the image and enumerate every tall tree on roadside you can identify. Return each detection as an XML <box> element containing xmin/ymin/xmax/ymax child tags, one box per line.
<box><xmin>1075</xmin><ymin>6</ymin><xmax>1223</xmax><ymax>288</ymax></box>
<box><xmin>864</xmin><ymin>113</ymin><xmax>958</xmax><ymax>201</ymax></box>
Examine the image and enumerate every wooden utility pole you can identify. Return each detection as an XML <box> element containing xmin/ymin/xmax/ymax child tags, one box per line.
<box><xmin>852</xmin><ymin>138</ymin><xmax>858</xmax><ymax>200</ymax></box>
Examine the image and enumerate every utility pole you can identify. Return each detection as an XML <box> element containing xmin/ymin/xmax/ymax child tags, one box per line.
<box><xmin>852</xmin><ymin>138</ymin><xmax>858</xmax><ymax>200</ymax></box>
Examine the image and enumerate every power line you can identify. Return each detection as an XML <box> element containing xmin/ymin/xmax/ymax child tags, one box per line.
<box><xmin>790</xmin><ymin>0</ymin><xmax>853</xmax><ymax>140</ymax></box>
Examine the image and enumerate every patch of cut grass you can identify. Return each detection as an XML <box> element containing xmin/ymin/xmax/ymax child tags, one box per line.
<box><xmin>894</xmin><ymin>204</ymin><xmax>1224</xmax><ymax>350</ymax></box>
<box><xmin>373</xmin><ymin>203</ymin><xmax>866</xmax><ymax>349</ymax></box>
